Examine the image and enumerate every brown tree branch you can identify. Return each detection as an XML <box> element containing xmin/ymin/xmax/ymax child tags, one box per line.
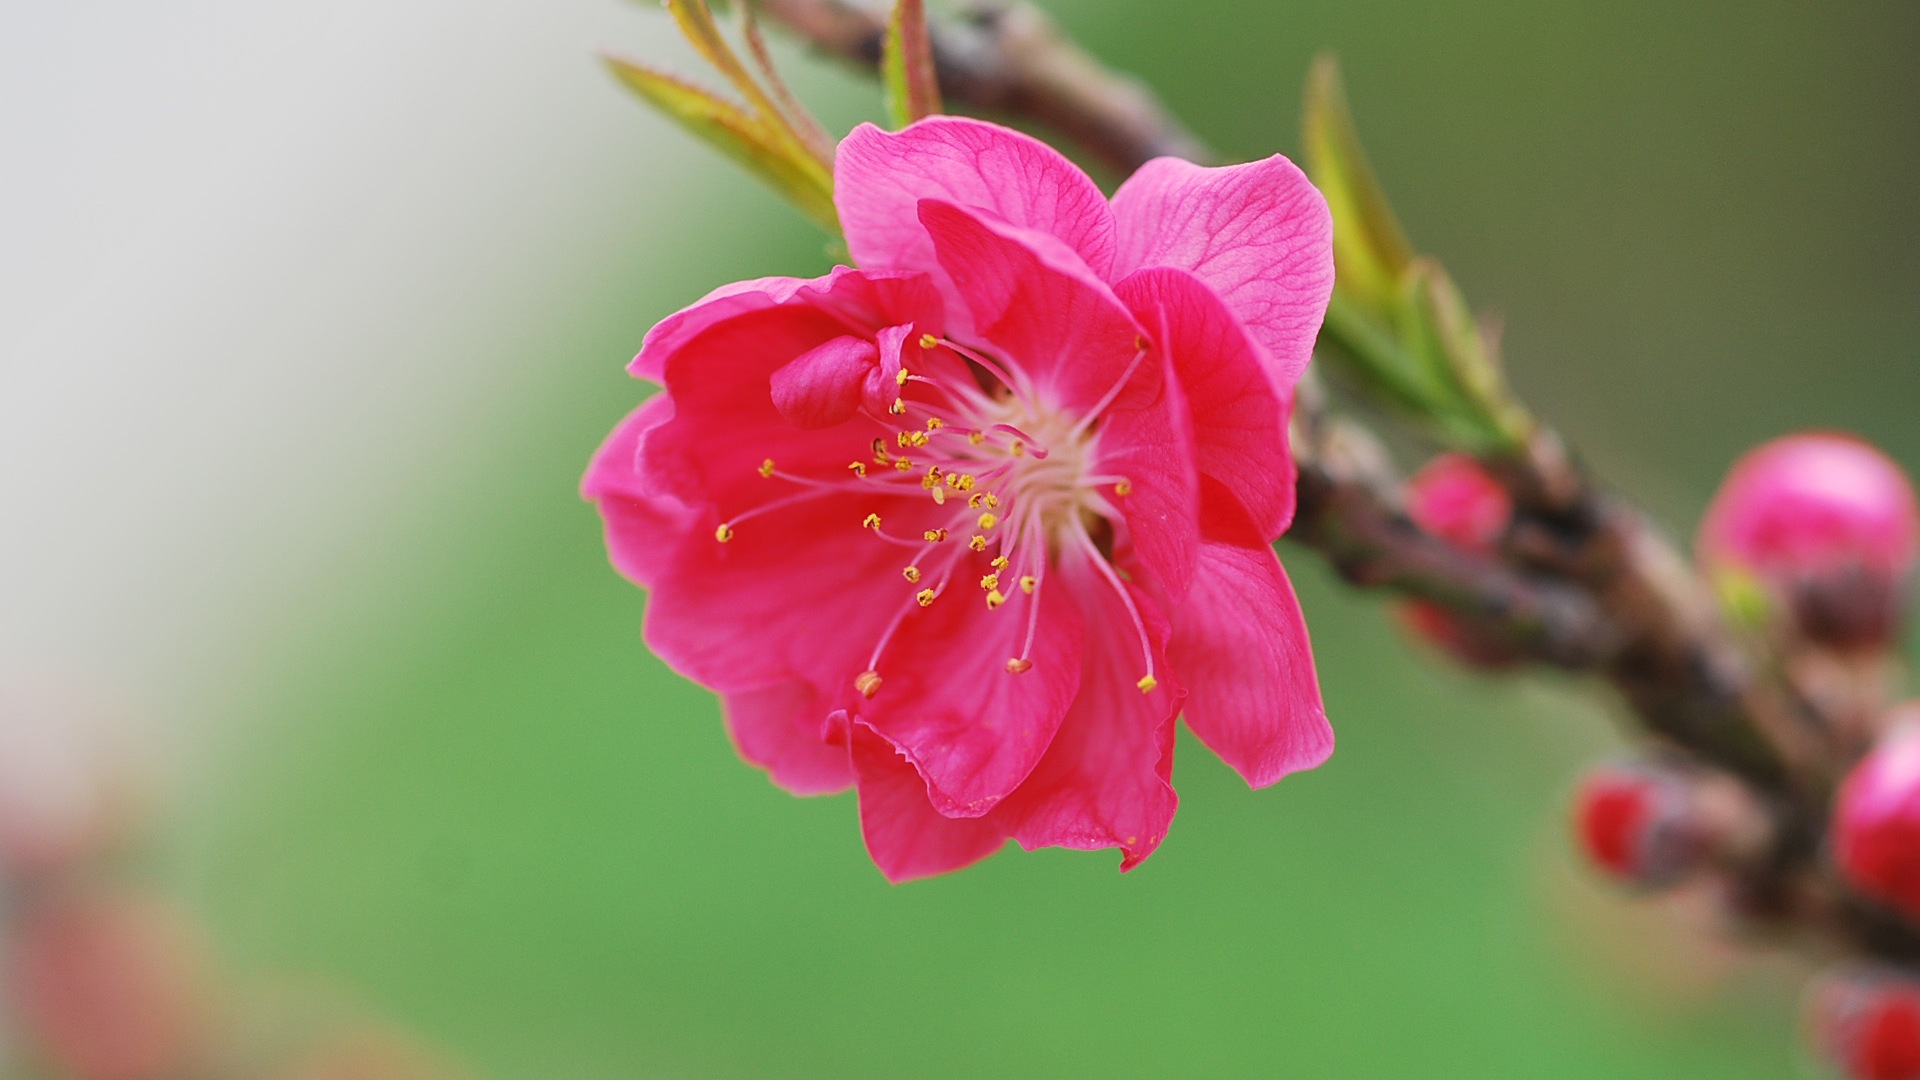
<box><xmin>752</xmin><ymin>0</ymin><xmax>1211</xmax><ymax>172</ymax></box>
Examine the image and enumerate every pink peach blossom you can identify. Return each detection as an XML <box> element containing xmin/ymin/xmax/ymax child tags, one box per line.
<box><xmin>585</xmin><ymin>117</ymin><xmax>1335</xmax><ymax>880</ymax></box>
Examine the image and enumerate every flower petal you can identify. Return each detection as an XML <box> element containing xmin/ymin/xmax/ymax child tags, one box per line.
<box><xmin>1116</xmin><ymin>266</ymin><xmax>1297</xmax><ymax>540</ymax></box>
<box><xmin>855</xmin><ymin>561</ymin><xmax>1085</xmax><ymax>817</ymax></box>
<box><xmin>770</xmin><ymin>335</ymin><xmax>881</xmax><ymax>429</ymax></box>
<box><xmin>1000</xmin><ymin>547</ymin><xmax>1181</xmax><ymax>871</ymax></box>
<box><xmin>1168</xmin><ymin>535</ymin><xmax>1332</xmax><ymax>789</ymax></box>
<box><xmin>916</xmin><ymin>199</ymin><xmax>1147</xmax><ymax>415</ymax></box>
<box><xmin>1110</xmin><ymin>155</ymin><xmax>1334</xmax><ymax>385</ymax></box>
<box><xmin>834</xmin><ymin>117</ymin><xmax>1117</xmax><ymax>282</ymax></box>
<box><xmin>1092</xmin><ymin>339</ymin><xmax>1200</xmax><ymax>602</ymax></box>
<box><xmin>632</xmin><ymin>266</ymin><xmax>946</xmax><ymax>382</ymax></box>
<box><xmin>851</xmin><ymin>721</ymin><xmax>1009</xmax><ymax>883</ymax></box>
<box><xmin>721</xmin><ymin>682</ymin><xmax>852</xmax><ymax>795</ymax></box>
<box><xmin>582</xmin><ymin>394</ymin><xmax>692</xmax><ymax>588</ymax></box>
<box><xmin>643</xmin><ymin>471</ymin><xmax>935</xmax><ymax>698</ymax></box>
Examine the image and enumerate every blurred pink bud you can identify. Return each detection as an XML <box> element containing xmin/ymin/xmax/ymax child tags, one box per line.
<box><xmin>1808</xmin><ymin>969</ymin><xmax>1920</xmax><ymax>1080</ymax></box>
<box><xmin>0</xmin><ymin>684</ymin><xmax>146</xmax><ymax>877</ymax></box>
<box><xmin>5</xmin><ymin>895</ymin><xmax>214</xmax><ymax>1080</ymax></box>
<box><xmin>1404</xmin><ymin>452</ymin><xmax>1513</xmax><ymax>552</ymax></box>
<box><xmin>1395</xmin><ymin>453</ymin><xmax>1522</xmax><ymax>668</ymax></box>
<box><xmin>1572</xmin><ymin>761</ymin><xmax>1706</xmax><ymax>887</ymax></box>
<box><xmin>1834</xmin><ymin>726</ymin><xmax>1920</xmax><ymax>919</ymax></box>
<box><xmin>1699</xmin><ymin>433</ymin><xmax>1920</xmax><ymax>647</ymax></box>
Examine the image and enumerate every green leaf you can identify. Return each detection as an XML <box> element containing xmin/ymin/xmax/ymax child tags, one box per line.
<box><xmin>1303</xmin><ymin>56</ymin><xmax>1414</xmax><ymax>320</ymax></box>
<box><xmin>604</xmin><ymin>56</ymin><xmax>839</xmax><ymax>232</ymax></box>
<box><xmin>665</xmin><ymin>0</ymin><xmax>785</xmax><ymax>126</ymax></box>
<box><xmin>881</xmin><ymin>0</ymin><xmax>942</xmax><ymax>129</ymax></box>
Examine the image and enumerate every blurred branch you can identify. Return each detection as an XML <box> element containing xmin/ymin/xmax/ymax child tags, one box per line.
<box><xmin>752</xmin><ymin>0</ymin><xmax>1211</xmax><ymax>172</ymax></box>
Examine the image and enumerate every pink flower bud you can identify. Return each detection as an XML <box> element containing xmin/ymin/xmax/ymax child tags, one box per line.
<box><xmin>1834</xmin><ymin>727</ymin><xmax>1920</xmax><ymax>919</ymax></box>
<box><xmin>1571</xmin><ymin>761</ymin><xmax>1706</xmax><ymax>886</ymax></box>
<box><xmin>1699</xmin><ymin>433</ymin><xmax>1920</xmax><ymax>647</ymax></box>
<box><xmin>1808</xmin><ymin>969</ymin><xmax>1920</xmax><ymax>1080</ymax></box>
<box><xmin>1395</xmin><ymin>453</ymin><xmax>1522</xmax><ymax>668</ymax></box>
<box><xmin>1404</xmin><ymin>452</ymin><xmax>1513</xmax><ymax>553</ymax></box>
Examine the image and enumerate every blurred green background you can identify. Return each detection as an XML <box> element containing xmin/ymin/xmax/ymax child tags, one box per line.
<box><xmin>23</xmin><ymin>0</ymin><xmax>1912</xmax><ymax>1076</ymax></box>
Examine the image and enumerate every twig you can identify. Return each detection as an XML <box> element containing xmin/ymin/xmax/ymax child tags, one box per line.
<box><xmin>752</xmin><ymin>0</ymin><xmax>1211</xmax><ymax>172</ymax></box>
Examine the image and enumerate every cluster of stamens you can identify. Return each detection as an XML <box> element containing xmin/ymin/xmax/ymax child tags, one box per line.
<box><xmin>714</xmin><ymin>332</ymin><xmax>1160</xmax><ymax>705</ymax></box>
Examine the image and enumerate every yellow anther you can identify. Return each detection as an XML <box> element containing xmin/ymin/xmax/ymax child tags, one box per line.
<box><xmin>919</xmin><ymin>333</ymin><xmax>938</xmax><ymax>349</ymax></box>
<box><xmin>924</xmin><ymin>528</ymin><xmax>948</xmax><ymax>542</ymax></box>
<box><xmin>1136</xmin><ymin>675</ymin><xmax>1158</xmax><ymax>694</ymax></box>
<box><xmin>847</xmin><ymin>462</ymin><xmax>867</xmax><ymax>478</ymax></box>
<box><xmin>871</xmin><ymin>437</ymin><xmax>887</xmax><ymax>457</ymax></box>
<box><xmin>1019</xmin><ymin>575</ymin><xmax>1037</xmax><ymax>595</ymax></box>
<box><xmin>714</xmin><ymin>523</ymin><xmax>734</xmax><ymax>543</ymax></box>
<box><xmin>931</xmin><ymin>487</ymin><xmax>947</xmax><ymax>506</ymax></box>
<box><xmin>1006</xmin><ymin>658</ymin><xmax>1033</xmax><ymax>674</ymax></box>
<box><xmin>967</xmin><ymin>492</ymin><xmax>984</xmax><ymax>509</ymax></box>
<box><xmin>855</xmin><ymin>671</ymin><xmax>883</xmax><ymax>699</ymax></box>
<box><xmin>968</xmin><ymin>535</ymin><xmax>988</xmax><ymax>552</ymax></box>
<box><xmin>758</xmin><ymin>459</ymin><xmax>775</xmax><ymax>479</ymax></box>
<box><xmin>991</xmin><ymin>556</ymin><xmax>1010</xmax><ymax>571</ymax></box>
<box><xmin>903</xmin><ymin>566</ymin><xmax>922</xmax><ymax>583</ymax></box>
<box><xmin>925</xmin><ymin>417</ymin><xmax>944</xmax><ymax>430</ymax></box>
<box><xmin>907</xmin><ymin>431</ymin><xmax>929</xmax><ymax>448</ymax></box>
<box><xmin>862</xmin><ymin>513</ymin><xmax>882</xmax><ymax>530</ymax></box>
<box><xmin>1011</xmin><ymin>442</ymin><xmax>1025</xmax><ymax>457</ymax></box>
<box><xmin>985</xmin><ymin>589</ymin><xmax>1006</xmax><ymax>610</ymax></box>
<box><xmin>980</xmin><ymin>574</ymin><xmax>1000</xmax><ymax>591</ymax></box>
<box><xmin>956</xmin><ymin>475</ymin><xmax>976</xmax><ymax>490</ymax></box>
<box><xmin>897</xmin><ymin>431</ymin><xmax>913</xmax><ymax>448</ymax></box>
<box><xmin>978</xmin><ymin>512</ymin><xmax>999</xmax><ymax>529</ymax></box>
<box><xmin>983</xmin><ymin>493</ymin><xmax>1000</xmax><ymax>509</ymax></box>
<box><xmin>896</xmin><ymin>367</ymin><xmax>911</xmax><ymax>386</ymax></box>
<box><xmin>916</xmin><ymin>588</ymin><xmax>936</xmax><ymax>608</ymax></box>
<box><xmin>1114</xmin><ymin>478</ymin><xmax>1134</xmax><ymax>497</ymax></box>
<box><xmin>967</xmin><ymin>431</ymin><xmax>986</xmax><ymax>446</ymax></box>
<box><xmin>889</xmin><ymin>399</ymin><xmax>907</xmax><ymax>416</ymax></box>
<box><xmin>894</xmin><ymin>458</ymin><xmax>914</xmax><ymax>472</ymax></box>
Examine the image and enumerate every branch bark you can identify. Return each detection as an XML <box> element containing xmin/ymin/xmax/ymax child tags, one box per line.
<box><xmin>752</xmin><ymin>0</ymin><xmax>1211</xmax><ymax>172</ymax></box>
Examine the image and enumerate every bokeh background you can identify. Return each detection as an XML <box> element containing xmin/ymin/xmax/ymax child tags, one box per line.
<box><xmin>4</xmin><ymin>1</ymin><xmax>1918</xmax><ymax>1076</ymax></box>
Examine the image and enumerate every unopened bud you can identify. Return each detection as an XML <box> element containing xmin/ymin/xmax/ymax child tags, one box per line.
<box><xmin>1405</xmin><ymin>453</ymin><xmax>1512</xmax><ymax>552</ymax></box>
<box><xmin>1571</xmin><ymin>761</ymin><xmax>1718</xmax><ymax>887</ymax></box>
<box><xmin>1395</xmin><ymin>454</ymin><xmax>1522</xmax><ymax>668</ymax></box>
<box><xmin>1698</xmin><ymin>433</ymin><xmax>1919</xmax><ymax>648</ymax></box>
<box><xmin>1807</xmin><ymin>968</ymin><xmax>1920</xmax><ymax>1080</ymax></box>
<box><xmin>1834</xmin><ymin>727</ymin><xmax>1920</xmax><ymax>919</ymax></box>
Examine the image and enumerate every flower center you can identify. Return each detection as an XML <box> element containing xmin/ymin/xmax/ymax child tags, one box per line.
<box><xmin>718</xmin><ymin>331</ymin><xmax>1155</xmax><ymax>699</ymax></box>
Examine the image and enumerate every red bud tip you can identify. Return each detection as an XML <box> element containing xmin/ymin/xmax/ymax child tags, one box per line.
<box><xmin>1809</xmin><ymin>970</ymin><xmax>1920</xmax><ymax>1080</ymax></box>
<box><xmin>1835</xmin><ymin>727</ymin><xmax>1920</xmax><ymax>919</ymax></box>
<box><xmin>1571</xmin><ymin>761</ymin><xmax>1704</xmax><ymax>887</ymax></box>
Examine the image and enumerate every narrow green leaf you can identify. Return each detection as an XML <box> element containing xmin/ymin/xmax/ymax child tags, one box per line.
<box><xmin>1303</xmin><ymin>56</ymin><xmax>1415</xmax><ymax>318</ymax></box>
<box><xmin>881</xmin><ymin>0</ymin><xmax>942</xmax><ymax>128</ymax></box>
<box><xmin>665</xmin><ymin>0</ymin><xmax>783</xmax><ymax>124</ymax></box>
<box><xmin>604</xmin><ymin>56</ymin><xmax>839</xmax><ymax>232</ymax></box>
